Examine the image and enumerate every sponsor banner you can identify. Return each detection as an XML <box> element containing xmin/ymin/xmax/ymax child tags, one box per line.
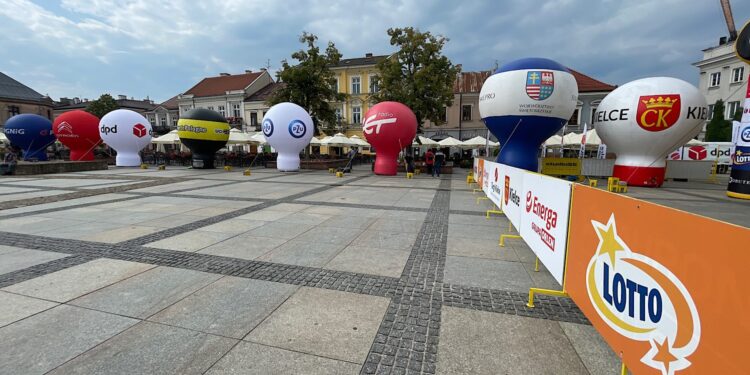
<box><xmin>668</xmin><ymin>143</ymin><xmax>733</xmax><ymax>165</ymax></box>
<box><xmin>473</xmin><ymin>157</ymin><xmax>479</xmax><ymax>181</ymax></box>
<box><xmin>519</xmin><ymin>173</ymin><xmax>571</xmax><ymax>284</ymax></box>
<box><xmin>501</xmin><ymin>164</ymin><xmax>525</xmax><ymax>228</ymax></box>
<box><xmin>482</xmin><ymin>160</ymin><xmax>492</xmax><ymax>196</ymax></box>
<box><xmin>541</xmin><ymin>157</ymin><xmax>582</xmax><ymax>176</ymax></box>
<box><xmin>597</xmin><ymin>144</ymin><xmax>608</xmax><ymax>159</ymax></box>
<box><xmin>487</xmin><ymin>161</ymin><xmax>504</xmax><ymax>208</ymax></box>
<box><xmin>566</xmin><ymin>185</ymin><xmax>750</xmax><ymax>375</ymax></box>
<box><xmin>476</xmin><ymin>158</ymin><xmax>485</xmax><ymax>186</ymax></box>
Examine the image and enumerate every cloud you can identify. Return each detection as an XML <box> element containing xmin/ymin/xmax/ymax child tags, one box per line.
<box><xmin>0</xmin><ymin>0</ymin><xmax>748</xmax><ymax>102</ymax></box>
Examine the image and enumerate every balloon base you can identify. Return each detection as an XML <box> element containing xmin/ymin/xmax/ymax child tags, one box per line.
<box><xmin>373</xmin><ymin>158</ymin><xmax>398</xmax><ymax>175</ymax></box>
<box><xmin>612</xmin><ymin>165</ymin><xmax>665</xmax><ymax>187</ymax></box>
<box><xmin>115</xmin><ymin>154</ymin><xmax>143</xmax><ymax>167</ymax></box>
<box><xmin>191</xmin><ymin>158</ymin><xmax>215</xmax><ymax>169</ymax></box>
<box><xmin>276</xmin><ymin>155</ymin><xmax>300</xmax><ymax>172</ymax></box>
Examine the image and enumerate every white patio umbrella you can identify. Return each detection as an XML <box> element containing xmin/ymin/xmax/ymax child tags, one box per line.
<box><xmin>0</xmin><ymin>132</ymin><xmax>9</xmax><ymax>144</ymax></box>
<box><xmin>227</xmin><ymin>128</ymin><xmax>254</xmax><ymax>144</ymax></box>
<box><xmin>412</xmin><ymin>135</ymin><xmax>439</xmax><ymax>146</ymax></box>
<box><xmin>562</xmin><ymin>132</ymin><xmax>582</xmax><ymax>146</ymax></box>
<box><xmin>438</xmin><ymin>136</ymin><xmax>464</xmax><ymax>147</ymax></box>
<box><xmin>349</xmin><ymin>135</ymin><xmax>370</xmax><ymax>147</ymax></box>
<box><xmin>322</xmin><ymin>133</ymin><xmax>356</xmax><ymax>147</ymax></box>
<box><xmin>685</xmin><ymin>138</ymin><xmax>704</xmax><ymax>146</ymax></box>
<box><xmin>310</xmin><ymin>137</ymin><xmax>322</xmax><ymax>145</ymax></box>
<box><xmin>460</xmin><ymin>135</ymin><xmax>490</xmax><ymax>149</ymax></box>
<box><xmin>544</xmin><ymin>134</ymin><xmax>563</xmax><ymax>147</ymax></box>
<box><xmin>249</xmin><ymin>132</ymin><xmax>267</xmax><ymax>145</ymax></box>
<box><xmin>151</xmin><ymin>130</ymin><xmax>180</xmax><ymax>144</ymax></box>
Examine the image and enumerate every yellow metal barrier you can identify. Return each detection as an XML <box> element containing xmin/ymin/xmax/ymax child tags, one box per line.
<box><xmin>224</xmin><ymin>165</ymin><xmax>232</xmax><ymax>171</ymax></box>
<box><xmin>328</xmin><ymin>168</ymin><xmax>336</xmax><ymax>173</ymax></box>
<box><xmin>140</xmin><ymin>164</ymin><xmax>148</xmax><ymax>169</ymax></box>
<box><xmin>607</xmin><ymin>177</ymin><xmax>620</xmax><ymax>192</ymax></box>
<box><xmin>157</xmin><ymin>165</ymin><xmax>166</xmax><ymax>170</ymax></box>
<box><xmin>476</xmin><ymin>196</ymin><xmax>489</xmax><ymax>204</ymax></box>
<box><xmin>336</xmin><ymin>171</ymin><xmax>344</xmax><ymax>178</ymax></box>
<box><xmin>588</xmin><ymin>179</ymin><xmax>598</xmax><ymax>187</ymax></box>
<box><xmin>406</xmin><ymin>172</ymin><xmax>414</xmax><ymax>179</ymax></box>
<box><xmin>486</xmin><ymin>209</ymin><xmax>503</xmax><ymax>219</ymax></box>
<box><xmin>526</xmin><ymin>288</ymin><xmax>569</xmax><ymax>308</ymax></box>
<box><xmin>243</xmin><ymin>169</ymin><xmax>251</xmax><ymax>176</ymax></box>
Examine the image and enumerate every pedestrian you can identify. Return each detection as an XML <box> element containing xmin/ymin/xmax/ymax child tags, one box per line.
<box><xmin>404</xmin><ymin>153</ymin><xmax>414</xmax><ymax>173</ymax></box>
<box><xmin>433</xmin><ymin>149</ymin><xmax>445</xmax><ymax>177</ymax></box>
<box><xmin>425</xmin><ymin>148</ymin><xmax>435</xmax><ymax>176</ymax></box>
<box><xmin>1</xmin><ymin>146</ymin><xmax>19</xmax><ymax>175</ymax></box>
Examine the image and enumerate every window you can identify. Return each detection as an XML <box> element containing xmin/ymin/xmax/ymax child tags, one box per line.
<box><xmin>707</xmin><ymin>104</ymin><xmax>715</xmax><ymax>120</ymax></box>
<box><xmin>369</xmin><ymin>76</ymin><xmax>379</xmax><ymax>93</ymax></box>
<box><xmin>351</xmin><ymin>77</ymin><xmax>361</xmax><ymax>94</ymax></box>
<box><xmin>568</xmin><ymin>108</ymin><xmax>580</xmax><ymax>126</ymax></box>
<box><xmin>727</xmin><ymin>101</ymin><xmax>741</xmax><ymax>118</ymax></box>
<box><xmin>461</xmin><ymin>105</ymin><xmax>472</xmax><ymax>121</ymax></box>
<box><xmin>148</xmin><ymin>115</ymin><xmax>155</xmax><ymax>125</ymax></box>
<box><xmin>709</xmin><ymin>72</ymin><xmax>721</xmax><ymax>87</ymax></box>
<box><xmin>335</xmin><ymin>108</ymin><xmax>343</xmax><ymax>123</ymax></box>
<box><xmin>180</xmin><ymin>105</ymin><xmax>192</xmax><ymax>114</ymax></box>
<box><xmin>8</xmin><ymin>105</ymin><xmax>20</xmax><ymax>117</ymax></box>
<box><xmin>250</xmin><ymin>112</ymin><xmax>258</xmax><ymax>126</ymax></box>
<box><xmin>732</xmin><ymin>67</ymin><xmax>745</xmax><ymax>83</ymax></box>
<box><xmin>352</xmin><ymin>106</ymin><xmax>361</xmax><ymax>124</ymax></box>
<box><xmin>159</xmin><ymin>116</ymin><xmax>166</xmax><ymax>127</ymax></box>
<box><xmin>171</xmin><ymin>116</ymin><xmax>177</xmax><ymax>127</ymax></box>
<box><xmin>207</xmin><ymin>106</ymin><xmax>214</xmax><ymax>111</ymax></box>
<box><xmin>232</xmin><ymin>103</ymin><xmax>241</xmax><ymax>118</ymax></box>
<box><xmin>218</xmin><ymin>105</ymin><xmax>226</xmax><ymax>117</ymax></box>
<box><xmin>332</xmin><ymin>78</ymin><xmax>339</xmax><ymax>93</ymax></box>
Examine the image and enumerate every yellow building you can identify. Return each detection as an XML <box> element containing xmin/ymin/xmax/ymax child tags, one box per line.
<box><xmin>328</xmin><ymin>53</ymin><xmax>389</xmax><ymax>139</ymax></box>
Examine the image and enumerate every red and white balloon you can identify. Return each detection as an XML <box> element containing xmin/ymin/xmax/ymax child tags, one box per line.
<box><xmin>363</xmin><ymin>102</ymin><xmax>417</xmax><ymax>175</ymax></box>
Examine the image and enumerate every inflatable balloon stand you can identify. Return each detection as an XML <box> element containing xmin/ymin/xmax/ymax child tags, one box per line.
<box><xmin>479</xmin><ymin>57</ymin><xmax>578</xmax><ymax>171</ymax></box>
<box><xmin>728</xmin><ymin>21</ymin><xmax>750</xmax><ymax>200</ymax></box>
<box><xmin>262</xmin><ymin>102</ymin><xmax>314</xmax><ymax>172</ymax></box>
<box><xmin>4</xmin><ymin>114</ymin><xmax>56</xmax><ymax>161</ymax></box>
<box><xmin>99</xmin><ymin>109</ymin><xmax>153</xmax><ymax>167</ymax></box>
<box><xmin>595</xmin><ymin>77</ymin><xmax>707</xmax><ymax>187</ymax></box>
<box><xmin>177</xmin><ymin>109</ymin><xmax>229</xmax><ymax>169</ymax></box>
<box><xmin>363</xmin><ymin>101</ymin><xmax>417</xmax><ymax>175</ymax></box>
<box><xmin>53</xmin><ymin>110</ymin><xmax>101</xmax><ymax>161</ymax></box>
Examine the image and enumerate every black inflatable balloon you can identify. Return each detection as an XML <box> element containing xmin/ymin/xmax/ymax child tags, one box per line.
<box><xmin>738</xmin><ymin>21</ymin><xmax>750</xmax><ymax>63</ymax></box>
<box><xmin>177</xmin><ymin>109</ymin><xmax>230</xmax><ymax>169</ymax></box>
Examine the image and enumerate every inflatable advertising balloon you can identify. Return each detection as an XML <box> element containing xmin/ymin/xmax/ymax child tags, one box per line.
<box><xmin>99</xmin><ymin>109</ymin><xmax>152</xmax><ymax>167</ymax></box>
<box><xmin>363</xmin><ymin>101</ymin><xmax>417</xmax><ymax>175</ymax></box>
<box><xmin>479</xmin><ymin>57</ymin><xmax>578</xmax><ymax>171</ymax></box>
<box><xmin>727</xmin><ymin>20</ymin><xmax>750</xmax><ymax>200</ymax></box>
<box><xmin>177</xmin><ymin>108</ymin><xmax>229</xmax><ymax>169</ymax></box>
<box><xmin>262</xmin><ymin>102</ymin><xmax>314</xmax><ymax>171</ymax></box>
<box><xmin>4</xmin><ymin>114</ymin><xmax>56</xmax><ymax>161</ymax></box>
<box><xmin>595</xmin><ymin>77</ymin><xmax>707</xmax><ymax>187</ymax></box>
<box><xmin>52</xmin><ymin>110</ymin><xmax>101</xmax><ymax>161</ymax></box>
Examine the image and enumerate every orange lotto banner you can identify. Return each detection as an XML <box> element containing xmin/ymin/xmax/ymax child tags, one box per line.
<box><xmin>565</xmin><ymin>185</ymin><xmax>750</xmax><ymax>375</ymax></box>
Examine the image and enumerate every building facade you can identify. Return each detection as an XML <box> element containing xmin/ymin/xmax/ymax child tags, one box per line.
<box><xmin>177</xmin><ymin>70</ymin><xmax>273</xmax><ymax>130</ymax></box>
<box><xmin>144</xmin><ymin>95</ymin><xmax>179</xmax><ymax>133</ymax></box>
<box><xmin>328</xmin><ymin>53</ymin><xmax>389</xmax><ymax>136</ymax></box>
<box><xmin>0</xmin><ymin>72</ymin><xmax>54</xmax><ymax>128</ymax></box>
<box><xmin>53</xmin><ymin>95</ymin><xmax>157</xmax><ymax>119</ymax></box>
<box><xmin>243</xmin><ymin>82</ymin><xmax>284</xmax><ymax>132</ymax></box>
<box><xmin>693</xmin><ymin>38</ymin><xmax>748</xmax><ymax>139</ymax></box>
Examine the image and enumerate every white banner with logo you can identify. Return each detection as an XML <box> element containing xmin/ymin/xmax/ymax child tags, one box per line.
<box><xmin>519</xmin><ymin>173</ymin><xmax>572</xmax><ymax>284</ymax></box>
<box><xmin>487</xmin><ymin>162</ymin><xmax>503</xmax><ymax>208</ymax></box>
<box><xmin>501</xmin><ymin>164</ymin><xmax>525</xmax><ymax>228</ymax></box>
<box><xmin>668</xmin><ymin>142</ymin><xmax>733</xmax><ymax>165</ymax></box>
<box><xmin>482</xmin><ymin>161</ymin><xmax>491</xmax><ymax>196</ymax></box>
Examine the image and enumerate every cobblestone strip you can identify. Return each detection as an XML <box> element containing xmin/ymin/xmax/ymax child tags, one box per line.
<box><xmin>0</xmin><ymin>254</ymin><xmax>97</xmax><ymax>288</ymax></box>
<box><xmin>0</xmin><ymin>195</ymin><xmax>147</xmax><ymax>219</ymax></box>
<box><xmin>119</xmin><ymin>176</ymin><xmax>370</xmax><ymax>246</ymax></box>
<box><xmin>361</xmin><ymin>179</ymin><xmax>451</xmax><ymax>375</ymax></box>
<box><xmin>447</xmin><ymin>209</ymin><xmax>488</xmax><ymax>217</ymax></box>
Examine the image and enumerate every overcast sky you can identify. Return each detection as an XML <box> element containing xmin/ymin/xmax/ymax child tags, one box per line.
<box><xmin>1</xmin><ymin>0</ymin><xmax>749</xmax><ymax>103</ymax></box>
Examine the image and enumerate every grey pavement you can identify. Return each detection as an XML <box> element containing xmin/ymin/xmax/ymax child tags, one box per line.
<box><xmin>0</xmin><ymin>165</ymin><xmax>740</xmax><ymax>374</ymax></box>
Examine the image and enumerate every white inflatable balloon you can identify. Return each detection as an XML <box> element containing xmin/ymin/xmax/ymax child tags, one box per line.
<box><xmin>99</xmin><ymin>109</ymin><xmax>153</xmax><ymax>167</ymax></box>
<box><xmin>262</xmin><ymin>102</ymin><xmax>314</xmax><ymax>171</ymax></box>
<box><xmin>595</xmin><ymin>77</ymin><xmax>707</xmax><ymax>187</ymax></box>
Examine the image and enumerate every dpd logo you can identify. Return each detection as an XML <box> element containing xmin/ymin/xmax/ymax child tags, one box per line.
<box><xmin>133</xmin><ymin>124</ymin><xmax>147</xmax><ymax>138</ymax></box>
<box><xmin>288</xmin><ymin>120</ymin><xmax>306</xmax><ymax>138</ymax></box>
<box><xmin>262</xmin><ymin>119</ymin><xmax>274</xmax><ymax>137</ymax></box>
<box><xmin>687</xmin><ymin>146</ymin><xmax>706</xmax><ymax>160</ymax></box>
<box><xmin>100</xmin><ymin>124</ymin><xmax>118</xmax><ymax>135</ymax></box>
<box><xmin>586</xmin><ymin>215</ymin><xmax>700</xmax><ymax>375</ymax></box>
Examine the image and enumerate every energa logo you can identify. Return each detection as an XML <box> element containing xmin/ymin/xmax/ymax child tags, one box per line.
<box><xmin>586</xmin><ymin>214</ymin><xmax>700</xmax><ymax>375</ymax></box>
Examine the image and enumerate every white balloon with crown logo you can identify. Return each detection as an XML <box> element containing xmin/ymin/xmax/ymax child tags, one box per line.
<box><xmin>262</xmin><ymin>102</ymin><xmax>314</xmax><ymax>171</ymax></box>
<box><xmin>594</xmin><ymin>77</ymin><xmax>707</xmax><ymax>187</ymax></box>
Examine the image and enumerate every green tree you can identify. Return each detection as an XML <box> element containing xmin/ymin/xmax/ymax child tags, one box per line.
<box><xmin>85</xmin><ymin>94</ymin><xmax>119</xmax><ymax>119</ymax></box>
<box><xmin>371</xmin><ymin>27</ymin><xmax>461</xmax><ymax>132</ymax></box>
<box><xmin>704</xmin><ymin>100</ymin><xmax>732</xmax><ymax>142</ymax></box>
<box><xmin>267</xmin><ymin>32</ymin><xmax>345</xmax><ymax>135</ymax></box>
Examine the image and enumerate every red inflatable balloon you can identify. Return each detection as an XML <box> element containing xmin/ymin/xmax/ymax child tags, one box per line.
<box><xmin>53</xmin><ymin>110</ymin><xmax>102</xmax><ymax>161</ymax></box>
<box><xmin>363</xmin><ymin>102</ymin><xmax>417</xmax><ymax>175</ymax></box>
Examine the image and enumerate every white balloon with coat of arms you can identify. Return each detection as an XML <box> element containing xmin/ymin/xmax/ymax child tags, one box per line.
<box><xmin>262</xmin><ymin>102</ymin><xmax>314</xmax><ymax>171</ymax></box>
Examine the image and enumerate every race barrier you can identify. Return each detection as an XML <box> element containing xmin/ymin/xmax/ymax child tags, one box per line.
<box><xmin>472</xmin><ymin>157</ymin><xmax>750</xmax><ymax>374</ymax></box>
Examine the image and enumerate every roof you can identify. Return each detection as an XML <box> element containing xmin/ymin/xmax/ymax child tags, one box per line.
<box><xmin>454</xmin><ymin>71</ymin><xmax>492</xmax><ymax>93</ymax></box>
<box><xmin>244</xmin><ymin>82</ymin><xmax>285</xmax><ymax>102</ymax></box>
<box><xmin>159</xmin><ymin>95</ymin><xmax>179</xmax><ymax>110</ymax></box>
<box><xmin>0</xmin><ymin>72</ymin><xmax>47</xmax><ymax>102</ymax></box>
<box><xmin>330</xmin><ymin>54</ymin><xmax>389</xmax><ymax>68</ymax></box>
<box><xmin>55</xmin><ymin>98</ymin><xmax>156</xmax><ymax>111</ymax></box>
<box><xmin>184</xmin><ymin>72</ymin><xmax>264</xmax><ymax>97</ymax></box>
<box><xmin>567</xmin><ymin>68</ymin><xmax>616</xmax><ymax>92</ymax></box>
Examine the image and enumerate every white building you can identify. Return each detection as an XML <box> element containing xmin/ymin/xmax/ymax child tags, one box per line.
<box><xmin>177</xmin><ymin>70</ymin><xmax>273</xmax><ymax>130</ymax></box>
<box><xmin>693</xmin><ymin>37</ymin><xmax>749</xmax><ymax>139</ymax></box>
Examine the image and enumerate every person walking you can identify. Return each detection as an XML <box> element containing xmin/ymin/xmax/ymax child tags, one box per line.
<box><xmin>1</xmin><ymin>146</ymin><xmax>19</xmax><ymax>175</ymax></box>
<box><xmin>425</xmin><ymin>148</ymin><xmax>435</xmax><ymax>176</ymax></box>
<box><xmin>433</xmin><ymin>149</ymin><xmax>445</xmax><ymax>177</ymax></box>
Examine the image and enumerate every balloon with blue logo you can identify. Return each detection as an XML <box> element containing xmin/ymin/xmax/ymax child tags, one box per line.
<box><xmin>262</xmin><ymin>102</ymin><xmax>314</xmax><ymax>171</ymax></box>
<box><xmin>4</xmin><ymin>114</ymin><xmax>56</xmax><ymax>161</ymax></box>
<box><xmin>479</xmin><ymin>58</ymin><xmax>578</xmax><ymax>171</ymax></box>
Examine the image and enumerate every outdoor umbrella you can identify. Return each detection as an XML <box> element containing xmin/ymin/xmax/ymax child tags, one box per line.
<box><xmin>310</xmin><ymin>137</ymin><xmax>322</xmax><ymax>145</ymax></box>
<box><xmin>685</xmin><ymin>138</ymin><xmax>704</xmax><ymax>146</ymax></box>
<box><xmin>460</xmin><ymin>135</ymin><xmax>490</xmax><ymax>149</ymax></box>
<box><xmin>438</xmin><ymin>136</ymin><xmax>464</xmax><ymax>147</ymax></box>
<box><xmin>151</xmin><ymin>129</ymin><xmax>180</xmax><ymax>145</ymax></box>
<box><xmin>248</xmin><ymin>132</ymin><xmax>267</xmax><ymax>145</ymax></box>
<box><xmin>322</xmin><ymin>133</ymin><xmax>356</xmax><ymax>147</ymax></box>
<box><xmin>543</xmin><ymin>134</ymin><xmax>563</xmax><ymax>147</ymax></box>
<box><xmin>412</xmin><ymin>135</ymin><xmax>439</xmax><ymax>146</ymax></box>
<box><xmin>349</xmin><ymin>135</ymin><xmax>370</xmax><ymax>147</ymax></box>
<box><xmin>227</xmin><ymin>128</ymin><xmax>254</xmax><ymax>144</ymax></box>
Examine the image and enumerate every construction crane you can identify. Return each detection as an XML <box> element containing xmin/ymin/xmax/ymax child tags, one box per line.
<box><xmin>720</xmin><ymin>0</ymin><xmax>738</xmax><ymax>41</ymax></box>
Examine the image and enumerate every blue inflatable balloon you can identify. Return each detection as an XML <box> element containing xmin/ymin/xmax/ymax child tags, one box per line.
<box><xmin>479</xmin><ymin>58</ymin><xmax>578</xmax><ymax>171</ymax></box>
<box><xmin>4</xmin><ymin>114</ymin><xmax>56</xmax><ymax>161</ymax></box>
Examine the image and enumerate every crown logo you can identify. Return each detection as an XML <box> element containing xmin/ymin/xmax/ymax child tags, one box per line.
<box><xmin>641</xmin><ymin>96</ymin><xmax>678</xmax><ymax>109</ymax></box>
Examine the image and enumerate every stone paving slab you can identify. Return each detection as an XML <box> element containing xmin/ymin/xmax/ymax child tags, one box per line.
<box><xmin>0</xmin><ymin>247</ymin><xmax>68</xmax><ymax>275</ymax></box>
<box><xmin>145</xmin><ymin>230</ymin><xmax>239</xmax><ymax>252</ymax></box>
<box><xmin>443</xmin><ymin>255</ymin><xmax>534</xmax><ymax>293</ymax></box>
<box><xmin>246</xmin><ymin>286</ymin><xmax>390</xmax><ymax>364</ymax></box>
<box><xmin>0</xmin><ymin>304</ymin><xmax>138</xmax><ymax>375</ymax></box>
<box><xmin>258</xmin><ymin>239</ymin><xmax>348</xmax><ymax>267</ymax></box>
<box><xmin>70</xmin><ymin>266</ymin><xmax>222</xmax><ymax>319</ymax></box>
<box><xmin>325</xmin><ymin>245</ymin><xmax>410</xmax><ymax>278</ymax></box>
<box><xmin>49</xmin><ymin>321</ymin><xmax>237</xmax><ymax>375</ymax></box>
<box><xmin>79</xmin><ymin>225</ymin><xmax>163</xmax><ymax>243</ymax></box>
<box><xmin>206</xmin><ymin>341</ymin><xmax>360</xmax><ymax>375</ymax></box>
<box><xmin>0</xmin><ymin>291</ymin><xmax>58</xmax><ymax>328</ymax></box>
<box><xmin>244</xmin><ymin>220</ymin><xmax>316</xmax><ymax>240</ymax></box>
<box><xmin>446</xmin><ymin>236</ymin><xmax>519</xmax><ymax>262</ymax></box>
<box><xmin>436</xmin><ymin>306</ymin><xmax>589</xmax><ymax>374</ymax></box>
<box><xmin>560</xmin><ymin>321</ymin><xmax>622</xmax><ymax>375</ymax></box>
<box><xmin>3</xmin><ymin>259</ymin><xmax>154</xmax><ymax>302</ymax></box>
<box><xmin>353</xmin><ymin>229</ymin><xmax>418</xmax><ymax>251</ymax></box>
<box><xmin>150</xmin><ymin>276</ymin><xmax>298</xmax><ymax>338</ymax></box>
<box><xmin>197</xmin><ymin>234</ymin><xmax>287</xmax><ymax>260</ymax></box>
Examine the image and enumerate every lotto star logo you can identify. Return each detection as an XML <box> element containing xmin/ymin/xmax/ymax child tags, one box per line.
<box><xmin>586</xmin><ymin>215</ymin><xmax>700</xmax><ymax>375</ymax></box>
